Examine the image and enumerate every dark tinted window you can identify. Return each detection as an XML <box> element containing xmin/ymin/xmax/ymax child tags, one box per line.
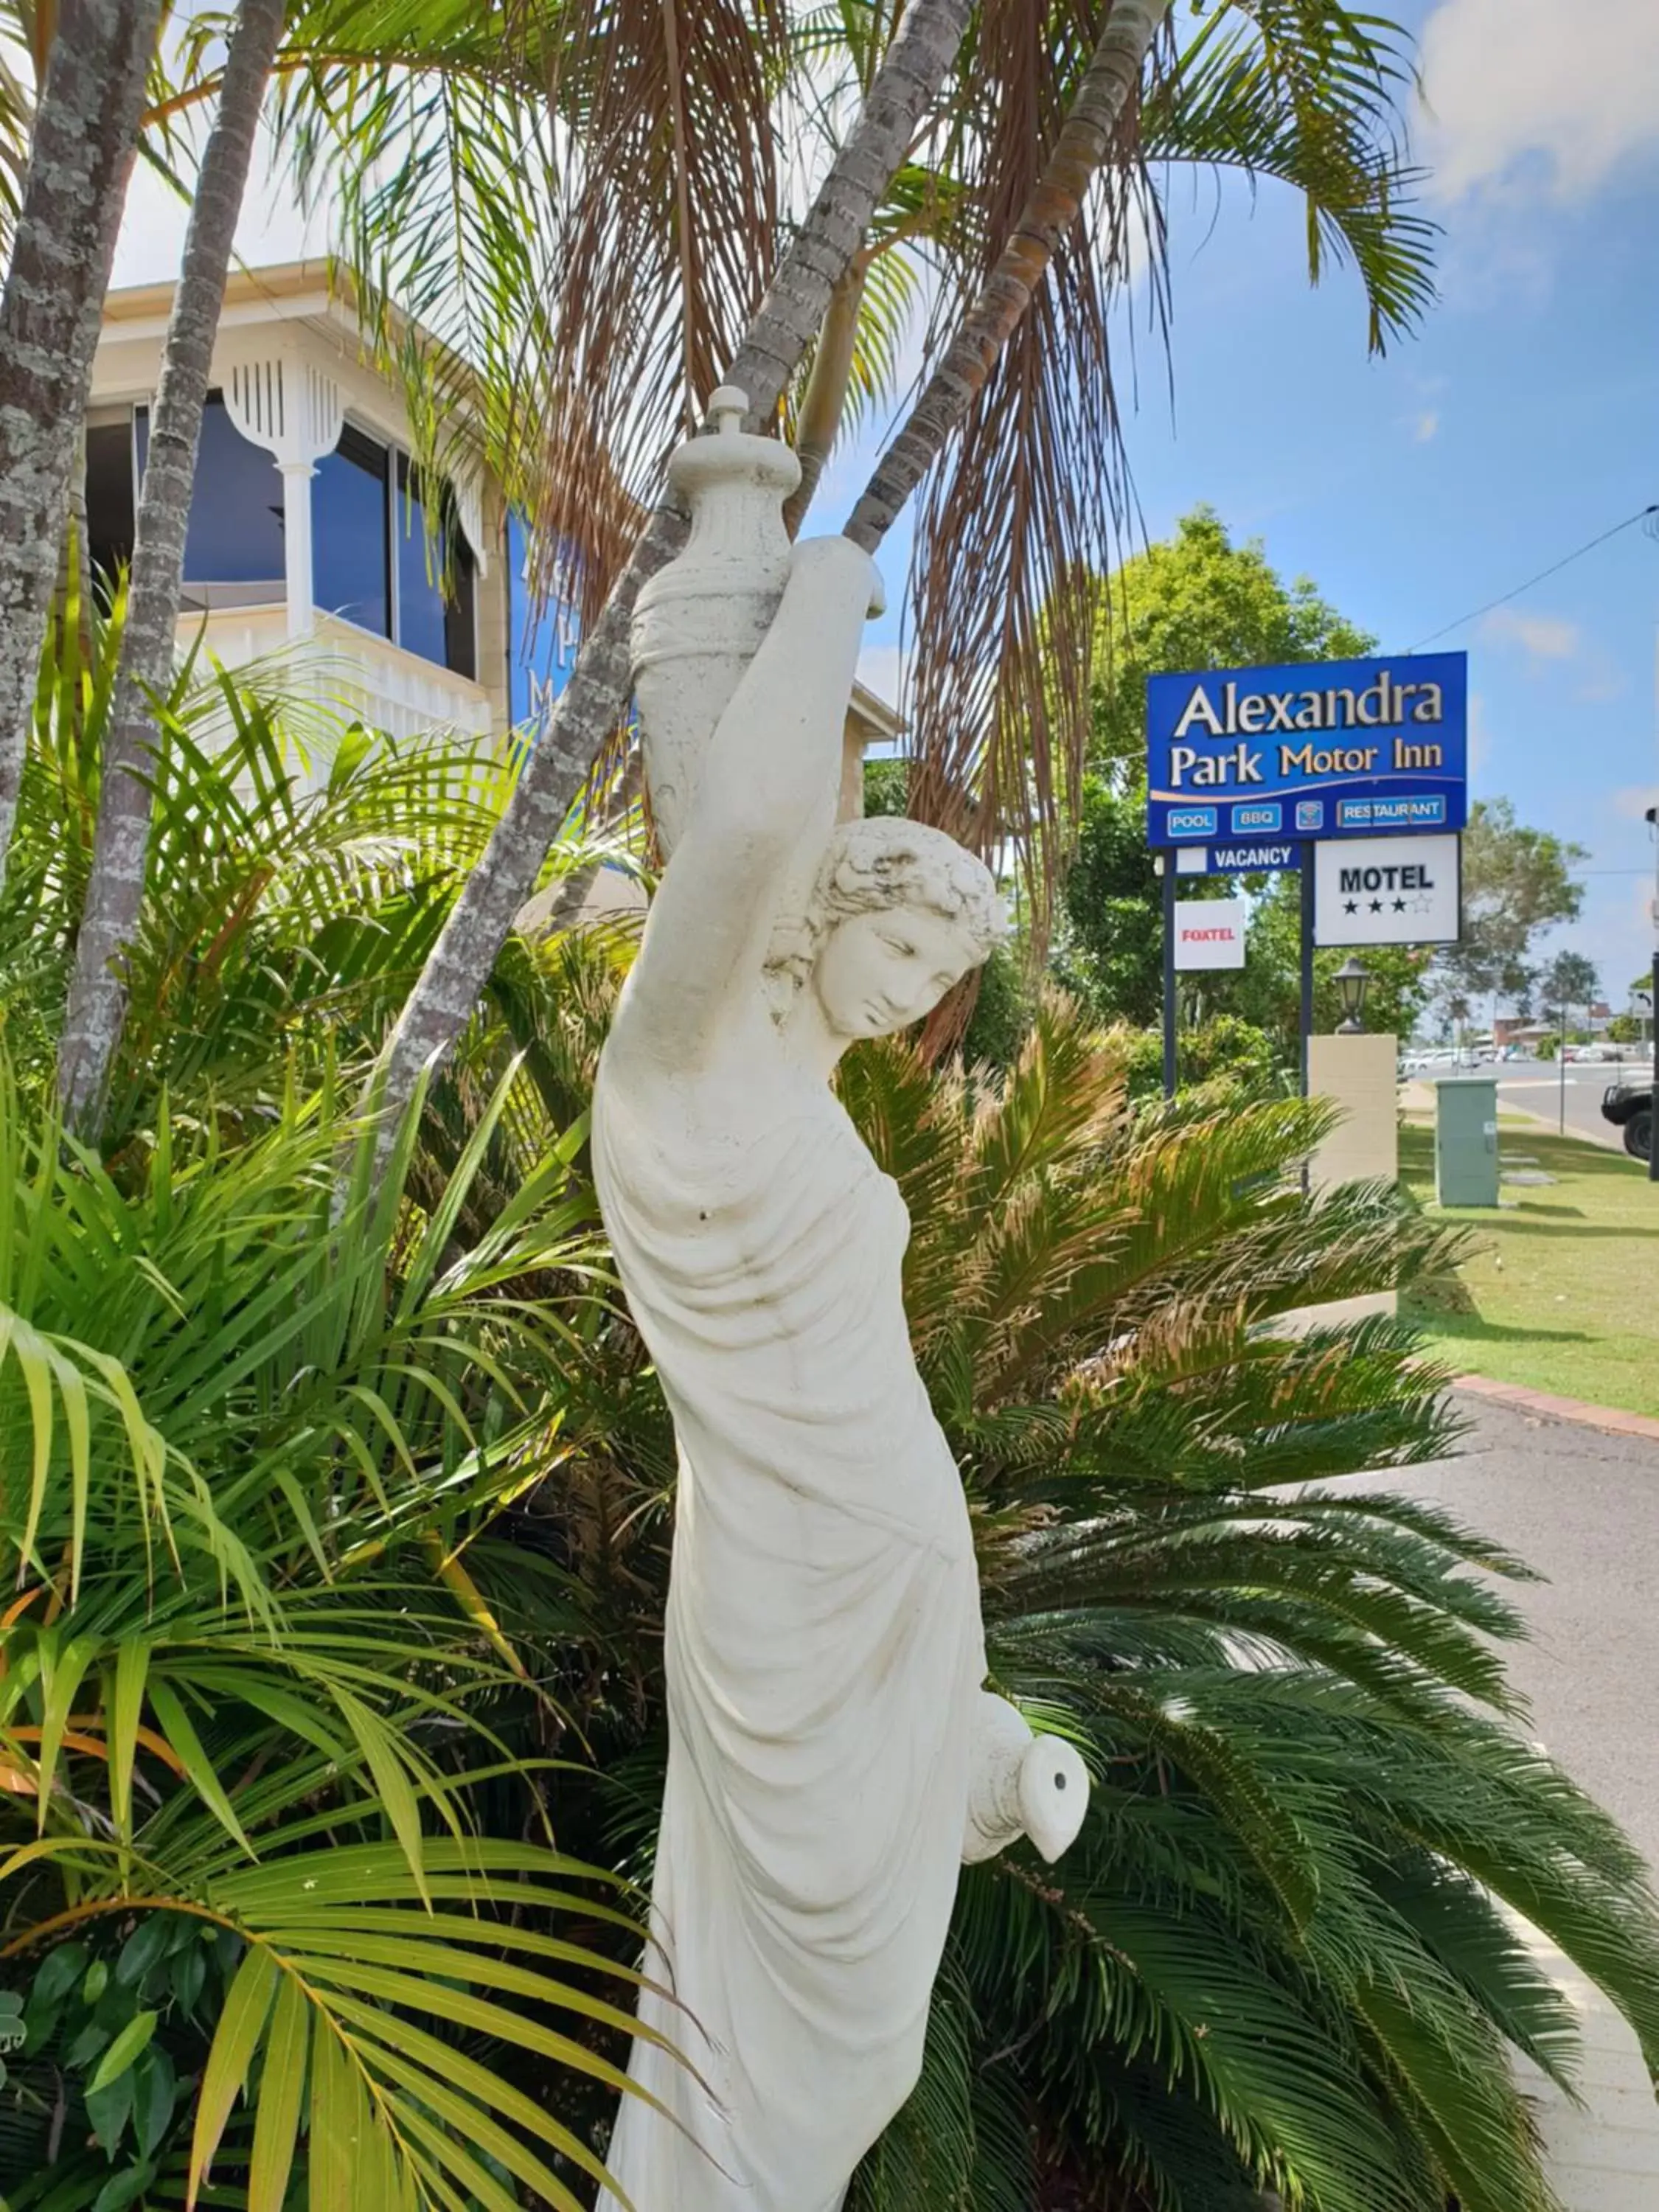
<box><xmin>313</xmin><ymin>423</ymin><xmax>391</xmax><ymax>637</ymax></box>
<box><xmin>139</xmin><ymin>395</ymin><xmax>286</xmax><ymax>588</ymax></box>
<box><xmin>84</xmin><ymin>420</ymin><xmax>136</xmax><ymax>595</ymax></box>
<box><xmin>395</xmin><ymin>454</ymin><xmax>475</xmax><ymax>678</ymax></box>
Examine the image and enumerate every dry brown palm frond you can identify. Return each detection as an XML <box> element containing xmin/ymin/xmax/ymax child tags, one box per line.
<box><xmin>898</xmin><ymin>0</ymin><xmax>1174</xmax><ymax>921</ymax></box>
<box><xmin>525</xmin><ymin>0</ymin><xmax>787</xmax><ymax>630</ymax></box>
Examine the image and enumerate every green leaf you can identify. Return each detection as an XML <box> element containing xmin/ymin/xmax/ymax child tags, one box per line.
<box><xmin>85</xmin><ymin>2063</ymin><xmax>135</xmax><ymax>2157</ymax></box>
<box><xmin>170</xmin><ymin>1940</ymin><xmax>206</xmax><ymax>2017</ymax></box>
<box><xmin>91</xmin><ymin>2163</ymin><xmax>157</xmax><ymax>2212</ymax></box>
<box><xmin>87</xmin><ymin>2011</ymin><xmax>157</xmax><ymax>2095</ymax></box>
<box><xmin>189</xmin><ymin>1944</ymin><xmax>276</xmax><ymax>2202</ymax></box>
<box><xmin>131</xmin><ymin>2044</ymin><xmax>177</xmax><ymax>2161</ymax></box>
<box><xmin>307</xmin><ymin>2014</ymin><xmax>365</xmax><ymax>2212</ymax></box>
<box><xmin>34</xmin><ymin>1633</ymin><xmax>97</xmax><ymax>1825</ymax></box>
<box><xmin>116</xmin><ymin>1915</ymin><xmax>173</xmax><ymax>1989</ymax></box>
<box><xmin>147</xmin><ymin>1679</ymin><xmax>254</xmax><ymax>1858</ymax></box>
<box><xmin>248</xmin><ymin>1969</ymin><xmax>308</xmax><ymax>2212</ymax></box>
<box><xmin>31</xmin><ymin>1943</ymin><xmax>88</xmax><ymax>2014</ymax></box>
<box><xmin>108</xmin><ymin>1640</ymin><xmax>150</xmax><ymax>1844</ymax></box>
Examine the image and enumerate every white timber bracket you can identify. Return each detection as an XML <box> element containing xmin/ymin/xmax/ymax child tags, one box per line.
<box><xmin>450</xmin><ymin>462</ymin><xmax>490</xmax><ymax>579</ymax></box>
<box><xmin>217</xmin><ymin>339</ymin><xmax>345</xmax><ymax>639</ymax></box>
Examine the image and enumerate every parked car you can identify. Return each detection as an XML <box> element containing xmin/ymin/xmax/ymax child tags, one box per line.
<box><xmin>1601</xmin><ymin>1081</ymin><xmax>1653</xmax><ymax>1163</ymax></box>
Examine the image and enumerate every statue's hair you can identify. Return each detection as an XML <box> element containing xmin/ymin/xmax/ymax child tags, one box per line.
<box><xmin>765</xmin><ymin>815</ymin><xmax>1008</xmax><ymax>999</ymax></box>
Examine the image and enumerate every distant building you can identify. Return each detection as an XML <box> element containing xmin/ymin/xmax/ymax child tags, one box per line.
<box><xmin>87</xmin><ymin>260</ymin><xmax>900</xmax><ymax>793</ymax></box>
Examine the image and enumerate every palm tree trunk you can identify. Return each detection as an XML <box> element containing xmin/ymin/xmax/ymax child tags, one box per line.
<box><xmin>0</xmin><ymin>0</ymin><xmax>165</xmax><ymax>897</ymax></box>
<box><xmin>375</xmin><ymin>0</ymin><xmax>975</xmax><ymax>1121</ymax></box>
<box><xmin>781</xmin><ymin>257</ymin><xmax>871</xmax><ymax>540</ymax></box>
<box><xmin>843</xmin><ymin>0</ymin><xmax>1172</xmax><ymax>554</ymax></box>
<box><xmin>57</xmin><ymin>0</ymin><xmax>289</xmax><ymax>1134</ymax></box>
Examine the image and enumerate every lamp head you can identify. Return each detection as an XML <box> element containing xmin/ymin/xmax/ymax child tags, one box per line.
<box><xmin>1335</xmin><ymin>954</ymin><xmax>1371</xmax><ymax>1034</ymax></box>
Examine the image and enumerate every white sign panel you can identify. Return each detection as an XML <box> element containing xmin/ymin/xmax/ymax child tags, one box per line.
<box><xmin>1174</xmin><ymin>897</ymin><xmax>1248</xmax><ymax>970</ymax></box>
<box><xmin>1313</xmin><ymin>832</ymin><xmax>1460</xmax><ymax>947</ymax></box>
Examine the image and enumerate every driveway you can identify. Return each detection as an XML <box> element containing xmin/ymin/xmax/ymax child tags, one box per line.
<box><xmin>1424</xmin><ymin>1060</ymin><xmax>1653</xmax><ymax>1154</ymax></box>
<box><xmin>1344</xmin><ymin>1395</ymin><xmax>1659</xmax><ymax>1868</ymax></box>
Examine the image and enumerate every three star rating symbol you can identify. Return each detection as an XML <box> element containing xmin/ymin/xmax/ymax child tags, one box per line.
<box><xmin>1342</xmin><ymin>892</ymin><xmax>1431</xmax><ymax>919</ymax></box>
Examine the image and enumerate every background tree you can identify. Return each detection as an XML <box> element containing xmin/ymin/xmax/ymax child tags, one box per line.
<box><xmin>1435</xmin><ymin>796</ymin><xmax>1587</xmax><ymax>1016</ymax></box>
<box><xmin>0</xmin><ymin>0</ymin><xmax>165</xmax><ymax>888</ymax></box>
<box><xmin>1228</xmin><ymin>872</ymin><xmax>1433</xmax><ymax>1048</ymax></box>
<box><xmin>1539</xmin><ymin>948</ymin><xmax>1599</xmax><ymax>1034</ymax></box>
<box><xmin>56</xmin><ymin>0</ymin><xmax>290</xmax><ymax>1133</ymax></box>
<box><xmin>1085</xmin><ymin>506</ymin><xmax>1376</xmax><ymax>786</ymax></box>
<box><xmin>1057</xmin><ymin>779</ymin><xmax>1164</xmax><ymax>1028</ymax></box>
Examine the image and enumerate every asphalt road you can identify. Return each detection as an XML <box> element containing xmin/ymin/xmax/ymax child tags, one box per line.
<box><xmin>1427</xmin><ymin>1057</ymin><xmax>1653</xmax><ymax>1152</ymax></box>
<box><xmin>1337</xmin><ymin>1398</ymin><xmax>1659</xmax><ymax>1868</ymax></box>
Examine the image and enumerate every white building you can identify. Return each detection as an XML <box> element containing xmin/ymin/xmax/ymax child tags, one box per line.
<box><xmin>86</xmin><ymin>260</ymin><xmax>900</xmax><ymax>794</ymax></box>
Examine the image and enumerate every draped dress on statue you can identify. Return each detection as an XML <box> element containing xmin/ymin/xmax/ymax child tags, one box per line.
<box><xmin>591</xmin><ymin>1027</ymin><xmax>987</xmax><ymax>2212</ymax></box>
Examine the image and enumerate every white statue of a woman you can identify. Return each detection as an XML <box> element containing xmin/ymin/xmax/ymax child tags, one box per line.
<box><xmin>592</xmin><ymin>534</ymin><xmax>1088</xmax><ymax>2212</ymax></box>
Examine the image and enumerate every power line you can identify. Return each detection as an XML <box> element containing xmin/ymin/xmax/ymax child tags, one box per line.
<box><xmin>1402</xmin><ymin>503</ymin><xmax>1659</xmax><ymax>653</ymax></box>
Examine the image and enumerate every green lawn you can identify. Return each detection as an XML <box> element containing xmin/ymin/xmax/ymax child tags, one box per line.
<box><xmin>1399</xmin><ymin>1118</ymin><xmax>1659</xmax><ymax>1418</ymax></box>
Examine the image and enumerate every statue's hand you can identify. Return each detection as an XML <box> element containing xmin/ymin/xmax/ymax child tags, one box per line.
<box><xmin>961</xmin><ymin>1692</ymin><xmax>1090</xmax><ymax>1865</ymax></box>
<box><xmin>1017</xmin><ymin>1733</ymin><xmax>1089</xmax><ymax>1863</ymax></box>
<box><xmin>788</xmin><ymin>533</ymin><xmax>885</xmax><ymax>619</ymax></box>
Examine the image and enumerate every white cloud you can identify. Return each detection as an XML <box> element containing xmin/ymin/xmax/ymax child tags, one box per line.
<box><xmin>1411</xmin><ymin>410</ymin><xmax>1439</xmax><ymax>444</ymax></box>
<box><xmin>1419</xmin><ymin>0</ymin><xmax>1659</xmax><ymax>204</ymax></box>
<box><xmin>1479</xmin><ymin>606</ymin><xmax>1580</xmax><ymax>660</ymax></box>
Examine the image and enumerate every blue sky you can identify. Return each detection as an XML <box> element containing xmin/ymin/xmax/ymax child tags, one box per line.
<box><xmin>113</xmin><ymin>0</ymin><xmax>1658</xmax><ymax>1006</ymax></box>
<box><xmin>844</xmin><ymin>0</ymin><xmax>1659</xmax><ymax>1009</ymax></box>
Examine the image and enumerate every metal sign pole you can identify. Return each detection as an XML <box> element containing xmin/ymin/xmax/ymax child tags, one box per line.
<box><xmin>1161</xmin><ymin>857</ymin><xmax>1178</xmax><ymax>1101</ymax></box>
<box><xmin>1299</xmin><ymin>844</ymin><xmax>1316</xmax><ymax>1097</ymax></box>
<box><xmin>1559</xmin><ymin>1001</ymin><xmax>1568</xmax><ymax>1135</ymax></box>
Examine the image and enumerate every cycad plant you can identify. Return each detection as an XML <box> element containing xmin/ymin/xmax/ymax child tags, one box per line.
<box><xmin>476</xmin><ymin>995</ymin><xmax>1659</xmax><ymax>2211</ymax></box>
<box><xmin>831</xmin><ymin>999</ymin><xmax>1659</xmax><ymax>2211</ymax></box>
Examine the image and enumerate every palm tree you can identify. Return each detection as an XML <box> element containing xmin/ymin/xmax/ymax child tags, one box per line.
<box><xmin>371</xmin><ymin>0</ymin><xmax>1434</xmax><ymax>1128</ymax></box>
<box><xmin>0</xmin><ymin>0</ymin><xmax>166</xmax><ymax>894</ymax></box>
<box><xmin>364</xmin><ymin>0</ymin><xmax>981</xmax><ymax>1130</ymax></box>
<box><xmin>2</xmin><ymin>583</ymin><xmax>636</xmax><ymax>1152</ymax></box>
<box><xmin>57</xmin><ymin>0</ymin><xmax>291</xmax><ymax>1135</ymax></box>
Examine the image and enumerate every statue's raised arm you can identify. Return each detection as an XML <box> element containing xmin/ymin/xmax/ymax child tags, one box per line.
<box><xmin>613</xmin><ymin>532</ymin><xmax>880</xmax><ymax>1077</ymax></box>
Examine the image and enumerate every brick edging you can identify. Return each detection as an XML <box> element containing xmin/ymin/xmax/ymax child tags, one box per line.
<box><xmin>1455</xmin><ymin>1373</ymin><xmax>1659</xmax><ymax>1443</ymax></box>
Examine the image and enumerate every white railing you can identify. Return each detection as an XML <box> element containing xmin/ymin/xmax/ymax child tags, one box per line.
<box><xmin>177</xmin><ymin>603</ymin><xmax>493</xmax><ymax>745</ymax></box>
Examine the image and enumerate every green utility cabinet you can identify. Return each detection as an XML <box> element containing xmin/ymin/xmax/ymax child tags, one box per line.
<box><xmin>1435</xmin><ymin>1078</ymin><xmax>1500</xmax><ymax>1207</ymax></box>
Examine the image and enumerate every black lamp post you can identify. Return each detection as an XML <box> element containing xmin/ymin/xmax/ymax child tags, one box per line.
<box><xmin>1335</xmin><ymin>955</ymin><xmax>1371</xmax><ymax>1034</ymax></box>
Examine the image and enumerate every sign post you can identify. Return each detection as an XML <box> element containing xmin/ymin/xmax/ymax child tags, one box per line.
<box><xmin>1161</xmin><ymin>860</ymin><xmax>1177</xmax><ymax>1101</ymax></box>
<box><xmin>1300</xmin><ymin>850</ymin><xmax>1315</xmax><ymax>1097</ymax></box>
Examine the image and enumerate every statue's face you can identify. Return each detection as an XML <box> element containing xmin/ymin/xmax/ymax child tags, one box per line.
<box><xmin>812</xmin><ymin>904</ymin><xmax>978</xmax><ymax>1040</ymax></box>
